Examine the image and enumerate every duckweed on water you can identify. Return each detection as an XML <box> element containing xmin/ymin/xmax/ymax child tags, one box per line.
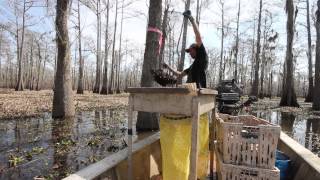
<box><xmin>25</xmin><ymin>151</ymin><xmax>33</xmax><ymax>161</ymax></box>
<box><xmin>23</xmin><ymin>147</ymin><xmax>45</xmax><ymax>161</ymax></box>
<box><xmin>87</xmin><ymin>137</ymin><xmax>102</xmax><ymax>147</ymax></box>
<box><xmin>8</xmin><ymin>154</ymin><xmax>24</xmax><ymax>167</ymax></box>
<box><xmin>55</xmin><ymin>139</ymin><xmax>76</xmax><ymax>154</ymax></box>
<box><xmin>32</xmin><ymin>147</ymin><xmax>45</xmax><ymax>154</ymax></box>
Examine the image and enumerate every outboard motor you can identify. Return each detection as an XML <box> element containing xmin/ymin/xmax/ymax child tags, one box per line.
<box><xmin>216</xmin><ymin>79</ymin><xmax>257</xmax><ymax>115</ymax></box>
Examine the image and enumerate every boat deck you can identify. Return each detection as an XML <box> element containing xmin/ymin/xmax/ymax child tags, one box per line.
<box><xmin>64</xmin><ymin>130</ymin><xmax>320</xmax><ymax>180</ymax></box>
<box><xmin>64</xmin><ymin>87</ymin><xmax>320</xmax><ymax>180</ymax></box>
<box><xmin>65</xmin><ymin>131</ymin><xmax>218</xmax><ymax>180</ymax></box>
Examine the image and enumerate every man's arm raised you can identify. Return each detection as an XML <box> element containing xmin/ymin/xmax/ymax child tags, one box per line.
<box><xmin>183</xmin><ymin>10</ymin><xmax>202</xmax><ymax>46</ymax></box>
<box><xmin>189</xmin><ymin>17</ymin><xmax>202</xmax><ymax>46</ymax></box>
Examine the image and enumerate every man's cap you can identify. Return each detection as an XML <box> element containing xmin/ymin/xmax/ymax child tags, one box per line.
<box><xmin>185</xmin><ymin>43</ymin><xmax>197</xmax><ymax>53</ymax></box>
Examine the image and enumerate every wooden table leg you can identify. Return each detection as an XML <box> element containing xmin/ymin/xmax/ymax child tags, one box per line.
<box><xmin>210</xmin><ymin>107</ymin><xmax>216</xmax><ymax>179</ymax></box>
<box><xmin>128</xmin><ymin>95</ymin><xmax>133</xmax><ymax>180</ymax></box>
<box><xmin>189</xmin><ymin>97</ymin><xmax>200</xmax><ymax>180</ymax></box>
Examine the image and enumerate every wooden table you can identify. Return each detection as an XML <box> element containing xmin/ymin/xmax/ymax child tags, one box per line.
<box><xmin>126</xmin><ymin>87</ymin><xmax>218</xmax><ymax>180</ymax></box>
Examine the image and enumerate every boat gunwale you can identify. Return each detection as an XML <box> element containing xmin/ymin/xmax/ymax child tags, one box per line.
<box><xmin>63</xmin><ymin>132</ymin><xmax>160</xmax><ymax>180</ymax></box>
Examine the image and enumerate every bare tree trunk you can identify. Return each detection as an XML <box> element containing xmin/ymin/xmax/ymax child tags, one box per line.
<box><xmin>168</xmin><ymin>26</ymin><xmax>173</xmax><ymax>67</ymax></box>
<box><xmin>196</xmin><ymin>0</ymin><xmax>200</xmax><ymax>25</ymax></box>
<box><xmin>219</xmin><ymin>0</ymin><xmax>224</xmax><ymax>82</ymax></box>
<box><xmin>41</xmin><ymin>44</ymin><xmax>47</xmax><ymax>89</ymax></box>
<box><xmin>52</xmin><ymin>0</ymin><xmax>75</xmax><ymax>118</ymax></box>
<box><xmin>251</xmin><ymin>0</ymin><xmax>262</xmax><ymax>96</ymax></box>
<box><xmin>159</xmin><ymin>4</ymin><xmax>169</xmax><ymax>66</ymax></box>
<box><xmin>53</xmin><ymin>46</ymin><xmax>57</xmax><ymax>87</ymax></box>
<box><xmin>136</xmin><ymin>0</ymin><xmax>162</xmax><ymax>131</ymax></box>
<box><xmin>306</xmin><ymin>0</ymin><xmax>313</xmax><ymax>102</ymax></box>
<box><xmin>72</xmin><ymin>44</ymin><xmax>77</xmax><ymax>90</ymax></box>
<box><xmin>36</xmin><ymin>41</ymin><xmax>42</xmax><ymax>91</ymax></box>
<box><xmin>250</xmin><ymin>18</ymin><xmax>256</xmax><ymax>86</ymax></box>
<box><xmin>177</xmin><ymin>0</ymin><xmax>191</xmax><ymax>83</ymax></box>
<box><xmin>15</xmin><ymin>0</ymin><xmax>26</xmax><ymax>91</ymax></box>
<box><xmin>0</xmin><ymin>33</ymin><xmax>2</xmax><ymax>86</ymax></box>
<box><xmin>116</xmin><ymin>0</ymin><xmax>124</xmax><ymax>94</ymax></box>
<box><xmin>24</xmin><ymin>53</ymin><xmax>29</xmax><ymax>88</ymax></box>
<box><xmin>5</xmin><ymin>52</ymin><xmax>10</xmax><ymax>88</ymax></box>
<box><xmin>108</xmin><ymin>0</ymin><xmax>118</xmax><ymax>94</ymax></box>
<box><xmin>259</xmin><ymin>15</ymin><xmax>267</xmax><ymax>99</ymax></box>
<box><xmin>175</xmin><ymin>21</ymin><xmax>183</xmax><ymax>67</ymax></box>
<box><xmin>234</xmin><ymin>0</ymin><xmax>240</xmax><ymax>81</ymax></box>
<box><xmin>101</xmin><ymin>0</ymin><xmax>110</xmax><ymax>95</ymax></box>
<box><xmin>29</xmin><ymin>38</ymin><xmax>34</xmax><ymax>90</ymax></box>
<box><xmin>114</xmin><ymin>51</ymin><xmax>119</xmax><ymax>92</ymax></box>
<box><xmin>93</xmin><ymin>0</ymin><xmax>102</xmax><ymax>93</ymax></box>
<box><xmin>313</xmin><ymin>1</ymin><xmax>320</xmax><ymax>110</ymax></box>
<box><xmin>77</xmin><ymin>0</ymin><xmax>84</xmax><ymax>94</ymax></box>
<box><xmin>240</xmin><ymin>46</ymin><xmax>246</xmax><ymax>84</ymax></box>
<box><xmin>269</xmin><ymin>71</ymin><xmax>273</xmax><ymax>98</ymax></box>
<box><xmin>280</xmin><ymin>0</ymin><xmax>299</xmax><ymax>107</ymax></box>
<box><xmin>281</xmin><ymin>61</ymin><xmax>286</xmax><ymax>93</ymax></box>
<box><xmin>91</xmin><ymin>68</ymin><xmax>94</xmax><ymax>91</ymax></box>
<box><xmin>260</xmin><ymin>58</ymin><xmax>265</xmax><ymax>98</ymax></box>
<box><xmin>11</xmin><ymin>58</ymin><xmax>15</xmax><ymax>88</ymax></box>
<box><xmin>222</xmin><ymin>54</ymin><xmax>227</xmax><ymax>79</ymax></box>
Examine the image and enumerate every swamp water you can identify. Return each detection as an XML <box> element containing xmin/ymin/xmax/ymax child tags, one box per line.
<box><xmin>0</xmin><ymin>108</ymin><xmax>127</xmax><ymax>179</ymax></box>
<box><xmin>250</xmin><ymin>109</ymin><xmax>320</xmax><ymax>157</ymax></box>
<box><xmin>247</xmin><ymin>100</ymin><xmax>320</xmax><ymax>157</ymax></box>
<box><xmin>1</xmin><ymin>103</ymin><xmax>319</xmax><ymax>179</ymax></box>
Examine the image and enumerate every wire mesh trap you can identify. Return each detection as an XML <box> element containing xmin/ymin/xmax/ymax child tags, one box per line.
<box><xmin>151</xmin><ymin>68</ymin><xmax>178</xmax><ymax>87</ymax></box>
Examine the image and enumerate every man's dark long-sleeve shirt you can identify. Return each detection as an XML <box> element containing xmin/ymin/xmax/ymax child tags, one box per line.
<box><xmin>183</xmin><ymin>43</ymin><xmax>208</xmax><ymax>88</ymax></box>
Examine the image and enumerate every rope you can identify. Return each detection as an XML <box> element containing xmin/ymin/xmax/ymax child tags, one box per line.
<box><xmin>147</xmin><ymin>27</ymin><xmax>163</xmax><ymax>55</ymax></box>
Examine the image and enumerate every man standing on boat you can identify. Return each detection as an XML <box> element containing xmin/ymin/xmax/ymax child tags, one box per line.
<box><xmin>164</xmin><ymin>10</ymin><xmax>208</xmax><ymax>89</ymax></box>
<box><xmin>158</xmin><ymin>10</ymin><xmax>210</xmax><ymax>180</ymax></box>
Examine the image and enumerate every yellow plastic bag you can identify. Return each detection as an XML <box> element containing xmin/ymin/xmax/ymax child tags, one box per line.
<box><xmin>160</xmin><ymin>114</ymin><xmax>209</xmax><ymax>180</ymax></box>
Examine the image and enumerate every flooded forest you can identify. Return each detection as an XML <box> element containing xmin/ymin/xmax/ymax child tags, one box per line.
<box><xmin>0</xmin><ymin>0</ymin><xmax>320</xmax><ymax>179</ymax></box>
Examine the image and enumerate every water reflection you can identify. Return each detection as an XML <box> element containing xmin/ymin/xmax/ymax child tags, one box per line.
<box><xmin>280</xmin><ymin>112</ymin><xmax>295</xmax><ymax>136</ymax></box>
<box><xmin>249</xmin><ymin>109</ymin><xmax>320</xmax><ymax>156</ymax></box>
<box><xmin>306</xmin><ymin>118</ymin><xmax>320</xmax><ymax>156</ymax></box>
<box><xmin>51</xmin><ymin>118</ymin><xmax>75</xmax><ymax>178</ymax></box>
<box><xmin>0</xmin><ymin>108</ymin><xmax>127</xmax><ymax>179</ymax></box>
<box><xmin>254</xmin><ymin>111</ymin><xmax>295</xmax><ymax>136</ymax></box>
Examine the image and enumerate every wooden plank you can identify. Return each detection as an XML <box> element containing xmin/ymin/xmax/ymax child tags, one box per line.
<box><xmin>189</xmin><ymin>97</ymin><xmax>200</xmax><ymax>180</ymax></box>
<box><xmin>127</xmin><ymin>95</ymin><xmax>134</xmax><ymax>180</ymax></box>
<box><xmin>199</xmin><ymin>95</ymin><xmax>216</xmax><ymax>115</ymax></box>
<box><xmin>132</xmin><ymin>93</ymin><xmax>215</xmax><ymax>116</ymax></box>
<box><xmin>127</xmin><ymin>87</ymin><xmax>218</xmax><ymax>96</ymax></box>
<box><xmin>209</xmin><ymin>108</ymin><xmax>216</xmax><ymax>177</ymax></box>
<box><xmin>64</xmin><ymin>174</ymin><xmax>86</xmax><ymax>180</ymax></box>
<box><xmin>114</xmin><ymin>137</ymin><xmax>162</xmax><ymax>180</ymax></box>
<box><xmin>132</xmin><ymin>93</ymin><xmax>194</xmax><ymax>116</ymax></box>
<box><xmin>198</xmin><ymin>88</ymin><xmax>218</xmax><ymax>95</ymax></box>
<box><xmin>63</xmin><ymin>133</ymin><xmax>160</xmax><ymax>180</ymax></box>
<box><xmin>279</xmin><ymin>132</ymin><xmax>320</xmax><ymax>173</ymax></box>
<box><xmin>127</xmin><ymin>87</ymin><xmax>191</xmax><ymax>94</ymax></box>
<box><xmin>116</xmin><ymin>145</ymin><xmax>152</xmax><ymax>180</ymax></box>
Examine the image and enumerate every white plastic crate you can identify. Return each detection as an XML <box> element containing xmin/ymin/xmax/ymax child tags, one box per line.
<box><xmin>216</xmin><ymin>151</ymin><xmax>280</xmax><ymax>180</ymax></box>
<box><xmin>215</xmin><ymin>113</ymin><xmax>281</xmax><ymax>169</ymax></box>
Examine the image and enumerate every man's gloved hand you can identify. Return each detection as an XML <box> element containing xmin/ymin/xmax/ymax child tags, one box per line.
<box><xmin>183</xmin><ymin>10</ymin><xmax>191</xmax><ymax>17</ymax></box>
<box><xmin>183</xmin><ymin>10</ymin><xmax>194</xmax><ymax>21</ymax></box>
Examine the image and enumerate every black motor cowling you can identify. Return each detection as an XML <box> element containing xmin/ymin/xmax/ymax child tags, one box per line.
<box><xmin>216</xmin><ymin>79</ymin><xmax>257</xmax><ymax>115</ymax></box>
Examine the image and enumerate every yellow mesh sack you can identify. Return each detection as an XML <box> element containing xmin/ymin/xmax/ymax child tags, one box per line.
<box><xmin>160</xmin><ymin>113</ymin><xmax>209</xmax><ymax>180</ymax></box>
